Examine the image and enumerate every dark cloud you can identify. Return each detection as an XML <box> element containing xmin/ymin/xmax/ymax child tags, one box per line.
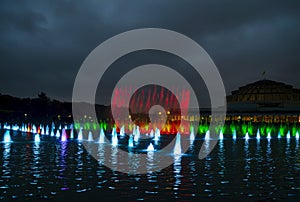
<box><xmin>0</xmin><ymin>0</ymin><xmax>300</xmax><ymax>106</ymax></box>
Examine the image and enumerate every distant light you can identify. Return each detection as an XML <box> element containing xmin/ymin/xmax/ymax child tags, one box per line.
<box><xmin>167</xmin><ymin>111</ymin><xmax>170</xmax><ymax>115</ymax></box>
<box><xmin>219</xmin><ymin>130</ymin><xmax>224</xmax><ymax>140</ymax></box>
<box><xmin>3</xmin><ymin>130</ymin><xmax>12</xmax><ymax>143</ymax></box>
<box><xmin>173</xmin><ymin>132</ymin><xmax>181</xmax><ymax>155</ymax></box>
<box><xmin>88</xmin><ymin>131</ymin><xmax>94</xmax><ymax>141</ymax></box>
<box><xmin>233</xmin><ymin>130</ymin><xmax>237</xmax><ymax>140</ymax></box>
<box><xmin>147</xmin><ymin>143</ymin><xmax>155</xmax><ymax>152</ymax></box>
<box><xmin>205</xmin><ymin>130</ymin><xmax>210</xmax><ymax>140</ymax></box>
<box><xmin>245</xmin><ymin>132</ymin><xmax>250</xmax><ymax>140</ymax></box>
<box><xmin>286</xmin><ymin>131</ymin><xmax>291</xmax><ymax>139</ymax></box>
<box><xmin>24</xmin><ymin>113</ymin><xmax>27</xmax><ymax>117</ymax></box>
<box><xmin>158</xmin><ymin>111</ymin><xmax>162</xmax><ymax>115</ymax></box>
<box><xmin>267</xmin><ymin>132</ymin><xmax>271</xmax><ymax>139</ymax></box>
<box><xmin>34</xmin><ymin>134</ymin><xmax>41</xmax><ymax>142</ymax></box>
<box><xmin>256</xmin><ymin>129</ymin><xmax>261</xmax><ymax>139</ymax></box>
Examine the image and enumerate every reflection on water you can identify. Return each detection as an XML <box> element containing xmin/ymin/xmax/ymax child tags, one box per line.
<box><xmin>244</xmin><ymin>138</ymin><xmax>251</xmax><ymax>186</ymax></box>
<box><xmin>1</xmin><ymin>143</ymin><xmax>11</xmax><ymax>198</ymax></box>
<box><xmin>0</xmin><ymin>131</ymin><xmax>300</xmax><ymax>201</ymax></box>
<box><xmin>173</xmin><ymin>155</ymin><xmax>182</xmax><ymax>198</ymax></box>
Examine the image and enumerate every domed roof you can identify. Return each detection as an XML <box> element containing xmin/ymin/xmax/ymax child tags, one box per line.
<box><xmin>227</xmin><ymin>79</ymin><xmax>300</xmax><ymax>108</ymax></box>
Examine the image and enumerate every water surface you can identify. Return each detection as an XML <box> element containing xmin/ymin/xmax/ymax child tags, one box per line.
<box><xmin>0</xmin><ymin>130</ymin><xmax>299</xmax><ymax>201</ymax></box>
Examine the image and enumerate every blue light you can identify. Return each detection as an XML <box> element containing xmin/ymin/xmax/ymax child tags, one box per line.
<box><xmin>3</xmin><ymin>130</ymin><xmax>12</xmax><ymax>143</ymax></box>
<box><xmin>173</xmin><ymin>132</ymin><xmax>181</xmax><ymax>155</ymax></box>
<box><xmin>147</xmin><ymin>143</ymin><xmax>155</xmax><ymax>152</ymax></box>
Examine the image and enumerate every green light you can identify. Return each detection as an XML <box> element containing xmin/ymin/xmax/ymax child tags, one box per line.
<box><xmin>103</xmin><ymin>122</ymin><xmax>107</xmax><ymax>130</ymax></box>
<box><xmin>242</xmin><ymin>122</ymin><xmax>247</xmax><ymax>135</ymax></box>
<box><xmin>248</xmin><ymin>122</ymin><xmax>253</xmax><ymax>135</ymax></box>
<box><xmin>128</xmin><ymin>123</ymin><xmax>132</xmax><ymax>131</ymax></box>
<box><xmin>84</xmin><ymin>122</ymin><xmax>90</xmax><ymax>130</ymax></box>
<box><xmin>266</xmin><ymin>125</ymin><xmax>272</xmax><ymax>134</ymax></box>
<box><xmin>74</xmin><ymin>122</ymin><xmax>81</xmax><ymax>130</ymax></box>
<box><xmin>198</xmin><ymin>121</ymin><xmax>208</xmax><ymax>134</ymax></box>
<box><xmin>260</xmin><ymin>124</ymin><xmax>266</xmax><ymax>136</ymax></box>
<box><xmin>93</xmin><ymin>122</ymin><xmax>98</xmax><ymax>130</ymax></box>
<box><xmin>291</xmin><ymin>123</ymin><xmax>297</xmax><ymax>137</ymax></box>
<box><xmin>279</xmin><ymin>124</ymin><xmax>286</xmax><ymax>137</ymax></box>
<box><xmin>230</xmin><ymin>122</ymin><xmax>235</xmax><ymax>133</ymax></box>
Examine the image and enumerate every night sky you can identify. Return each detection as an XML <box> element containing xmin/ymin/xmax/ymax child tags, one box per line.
<box><xmin>1</xmin><ymin>0</ymin><xmax>300</xmax><ymax>107</ymax></box>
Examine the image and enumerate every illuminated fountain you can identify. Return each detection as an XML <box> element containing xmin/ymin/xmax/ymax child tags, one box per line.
<box><xmin>19</xmin><ymin>124</ymin><xmax>23</xmax><ymax>132</ymax></box>
<box><xmin>256</xmin><ymin>129</ymin><xmax>261</xmax><ymax>140</ymax></box>
<box><xmin>267</xmin><ymin>132</ymin><xmax>271</xmax><ymax>140</ymax></box>
<box><xmin>24</xmin><ymin>124</ymin><xmax>28</xmax><ymax>132</ymax></box>
<box><xmin>31</xmin><ymin>125</ymin><xmax>37</xmax><ymax>133</ymax></box>
<box><xmin>133</xmin><ymin>126</ymin><xmax>140</xmax><ymax>143</ymax></box>
<box><xmin>61</xmin><ymin>128</ymin><xmax>67</xmax><ymax>142</ymax></box>
<box><xmin>134</xmin><ymin>133</ymin><xmax>139</xmax><ymax>142</ymax></box>
<box><xmin>50</xmin><ymin>129</ymin><xmax>55</xmax><ymax>137</ymax></box>
<box><xmin>111</xmin><ymin>128</ymin><xmax>118</xmax><ymax>146</ymax></box>
<box><xmin>245</xmin><ymin>132</ymin><xmax>250</xmax><ymax>140</ymax></box>
<box><xmin>45</xmin><ymin>125</ymin><xmax>49</xmax><ymax>135</ymax></box>
<box><xmin>18</xmin><ymin>124</ymin><xmax>23</xmax><ymax>132</ymax></box>
<box><xmin>70</xmin><ymin>128</ymin><xmax>74</xmax><ymax>139</ymax></box>
<box><xmin>233</xmin><ymin>129</ymin><xmax>237</xmax><ymax>140</ymax></box>
<box><xmin>27</xmin><ymin>125</ymin><xmax>31</xmax><ymax>133</ymax></box>
<box><xmin>219</xmin><ymin>130</ymin><xmax>224</xmax><ymax>140</ymax></box>
<box><xmin>77</xmin><ymin>127</ymin><xmax>83</xmax><ymax>141</ymax></box>
<box><xmin>120</xmin><ymin>125</ymin><xmax>125</xmax><ymax>137</ymax></box>
<box><xmin>34</xmin><ymin>134</ymin><xmax>40</xmax><ymax>142</ymax></box>
<box><xmin>3</xmin><ymin>123</ymin><xmax>10</xmax><ymax>130</ymax></box>
<box><xmin>3</xmin><ymin>130</ymin><xmax>12</xmax><ymax>143</ymax></box>
<box><xmin>21</xmin><ymin>124</ymin><xmax>26</xmax><ymax>132</ymax></box>
<box><xmin>128</xmin><ymin>134</ymin><xmax>134</xmax><ymax>147</ymax></box>
<box><xmin>40</xmin><ymin>126</ymin><xmax>45</xmax><ymax>135</ymax></box>
<box><xmin>296</xmin><ymin>131</ymin><xmax>299</xmax><ymax>140</ymax></box>
<box><xmin>173</xmin><ymin>132</ymin><xmax>182</xmax><ymax>155</ymax></box>
<box><xmin>55</xmin><ymin>130</ymin><xmax>60</xmax><ymax>138</ymax></box>
<box><xmin>190</xmin><ymin>126</ymin><xmax>195</xmax><ymax>142</ymax></box>
<box><xmin>11</xmin><ymin>124</ymin><xmax>19</xmax><ymax>131</ymax></box>
<box><xmin>156</xmin><ymin>128</ymin><xmax>161</xmax><ymax>138</ymax></box>
<box><xmin>88</xmin><ymin>131</ymin><xmax>94</xmax><ymax>141</ymax></box>
<box><xmin>286</xmin><ymin>130</ymin><xmax>291</xmax><ymax>139</ymax></box>
<box><xmin>4</xmin><ymin>123</ymin><xmax>10</xmax><ymax>130</ymax></box>
<box><xmin>204</xmin><ymin>130</ymin><xmax>210</xmax><ymax>140</ymax></box>
<box><xmin>278</xmin><ymin>131</ymin><xmax>281</xmax><ymax>139</ymax></box>
<box><xmin>147</xmin><ymin>143</ymin><xmax>155</xmax><ymax>152</ymax></box>
<box><xmin>154</xmin><ymin>128</ymin><xmax>160</xmax><ymax>141</ymax></box>
<box><xmin>150</xmin><ymin>129</ymin><xmax>154</xmax><ymax>138</ymax></box>
<box><xmin>98</xmin><ymin>128</ymin><xmax>105</xmax><ymax>143</ymax></box>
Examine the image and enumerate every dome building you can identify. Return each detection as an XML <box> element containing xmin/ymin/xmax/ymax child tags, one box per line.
<box><xmin>226</xmin><ymin>79</ymin><xmax>300</xmax><ymax>123</ymax></box>
<box><xmin>227</xmin><ymin>79</ymin><xmax>300</xmax><ymax>110</ymax></box>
